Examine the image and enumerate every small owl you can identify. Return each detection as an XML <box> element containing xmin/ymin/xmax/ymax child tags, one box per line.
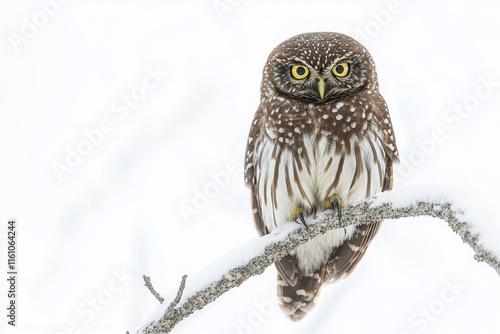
<box><xmin>244</xmin><ymin>32</ymin><xmax>398</xmax><ymax>321</ymax></box>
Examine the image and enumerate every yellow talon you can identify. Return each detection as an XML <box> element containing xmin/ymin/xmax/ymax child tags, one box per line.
<box><xmin>291</xmin><ymin>206</ymin><xmax>307</xmax><ymax>227</ymax></box>
<box><xmin>324</xmin><ymin>194</ymin><xmax>345</xmax><ymax>223</ymax></box>
<box><xmin>290</xmin><ymin>206</ymin><xmax>305</xmax><ymax>220</ymax></box>
<box><xmin>324</xmin><ymin>194</ymin><xmax>345</xmax><ymax>210</ymax></box>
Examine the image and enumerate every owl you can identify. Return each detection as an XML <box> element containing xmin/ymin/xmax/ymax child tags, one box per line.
<box><xmin>244</xmin><ymin>32</ymin><xmax>398</xmax><ymax>321</ymax></box>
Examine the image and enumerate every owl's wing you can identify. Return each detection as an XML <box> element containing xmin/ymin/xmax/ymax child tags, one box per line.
<box><xmin>248</xmin><ymin>183</ymin><xmax>269</xmax><ymax>237</ymax></box>
<box><xmin>244</xmin><ymin>112</ymin><xmax>269</xmax><ymax>238</ymax></box>
<box><xmin>244</xmin><ymin>112</ymin><xmax>302</xmax><ymax>287</ymax></box>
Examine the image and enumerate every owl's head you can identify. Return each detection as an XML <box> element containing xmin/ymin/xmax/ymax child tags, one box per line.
<box><xmin>262</xmin><ymin>32</ymin><xmax>377</xmax><ymax>103</ymax></box>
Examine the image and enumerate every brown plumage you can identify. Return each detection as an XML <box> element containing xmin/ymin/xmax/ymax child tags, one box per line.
<box><xmin>244</xmin><ymin>32</ymin><xmax>398</xmax><ymax>321</ymax></box>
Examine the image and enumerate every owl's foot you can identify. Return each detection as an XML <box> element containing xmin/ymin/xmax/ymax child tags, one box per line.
<box><xmin>324</xmin><ymin>194</ymin><xmax>345</xmax><ymax>222</ymax></box>
<box><xmin>291</xmin><ymin>206</ymin><xmax>308</xmax><ymax>228</ymax></box>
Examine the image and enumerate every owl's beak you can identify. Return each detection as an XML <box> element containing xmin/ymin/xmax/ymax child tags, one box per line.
<box><xmin>317</xmin><ymin>78</ymin><xmax>326</xmax><ymax>100</ymax></box>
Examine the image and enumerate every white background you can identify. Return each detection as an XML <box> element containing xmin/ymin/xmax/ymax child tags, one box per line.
<box><xmin>1</xmin><ymin>1</ymin><xmax>500</xmax><ymax>333</ymax></box>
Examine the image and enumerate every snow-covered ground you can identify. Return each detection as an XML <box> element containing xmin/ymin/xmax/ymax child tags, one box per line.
<box><xmin>1</xmin><ymin>1</ymin><xmax>500</xmax><ymax>333</ymax></box>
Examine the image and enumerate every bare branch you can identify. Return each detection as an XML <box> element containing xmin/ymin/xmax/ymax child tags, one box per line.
<box><xmin>166</xmin><ymin>275</ymin><xmax>188</xmax><ymax>314</ymax></box>
<box><xmin>143</xmin><ymin>275</ymin><xmax>165</xmax><ymax>304</ymax></box>
<box><xmin>136</xmin><ymin>191</ymin><xmax>500</xmax><ymax>333</ymax></box>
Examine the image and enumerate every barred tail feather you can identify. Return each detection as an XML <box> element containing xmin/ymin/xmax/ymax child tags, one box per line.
<box><xmin>277</xmin><ymin>270</ymin><xmax>322</xmax><ymax>321</ymax></box>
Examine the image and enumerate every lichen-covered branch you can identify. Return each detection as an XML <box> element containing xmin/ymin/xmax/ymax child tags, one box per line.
<box><xmin>136</xmin><ymin>191</ymin><xmax>500</xmax><ymax>333</ymax></box>
<box><xmin>143</xmin><ymin>275</ymin><xmax>165</xmax><ymax>304</ymax></box>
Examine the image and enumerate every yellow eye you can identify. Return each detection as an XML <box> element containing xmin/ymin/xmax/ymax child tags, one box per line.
<box><xmin>332</xmin><ymin>62</ymin><xmax>349</xmax><ymax>77</ymax></box>
<box><xmin>291</xmin><ymin>65</ymin><xmax>310</xmax><ymax>80</ymax></box>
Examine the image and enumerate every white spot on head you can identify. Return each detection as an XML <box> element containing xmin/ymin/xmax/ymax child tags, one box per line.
<box><xmin>322</xmin><ymin>114</ymin><xmax>329</xmax><ymax>119</ymax></box>
<box><xmin>336</xmin><ymin>102</ymin><xmax>344</xmax><ymax>109</ymax></box>
<box><xmin>336</xmin><ymin>114</ymin><xmax>343</xmax><ymax>120</ymax></box>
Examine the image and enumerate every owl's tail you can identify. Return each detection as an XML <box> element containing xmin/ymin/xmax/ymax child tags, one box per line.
<box><xmin>276</xmin><ymin>270</ymin><xmax>323</xmax><ymax>321</ymax></box>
